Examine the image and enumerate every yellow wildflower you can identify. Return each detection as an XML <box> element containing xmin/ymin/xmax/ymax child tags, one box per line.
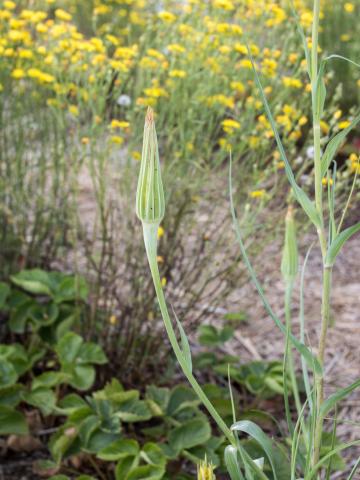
<box><xmin>11</xmin><ymin>68</ymin><xmax>25</xmax><ymax>79</ymax></box>
<box><xmin>250</xmin><ymin>190</ymin><xmax>266</xmax><ymax>199</ymax></box>
<box><xmin>158</xmin><ymin>11</ymin><xmax>176</xmax><ymax>23</ymax></box>
<box><xmin>161</xmin><ymin>277</ymin><xmax>167</xmax><ymax>287</ymax></box>
<box><xmin>69</xmin><ymin>105</ymin><xmax>79</xmax><ymax>116</ymax></box>
<box><xmin>111</xmin><ymin>120</ymin><xmax>130</xmax><ymax>129</ymax></box>
<box><xmin>230</xmin><ymin>81</ymin><xmax>245</xmax><ymax>94</ymax></box>
<box><xmin>169</xmin><ymin>69</ymin><xmax>187</xmax><ymax>78</ymax></box>
<box><xmin>338</xmin><ymin>121</ymin><xmax>351</xmax><ymax>130</ymax></box>
<box><xmin>282</xmin><ymin>77</ymin><xmax>302</xmax><ymax>89</ymax></box>
<box><xmin>55</xmin><ymin>9</ymin><xmax>72</xmax><ymax>22</ymax></box>
<box><xmin>157</xmin><ymin>226</ymin><xmax>165</xmax><ymax>238</ymax></box>
<box><xmin>222</xmin><ymin>118</ymin><xmax>241</xmax><ymax>134</ymax></box>
<box><xmin>4</xmin><ymin>1</ymin><xmax>16</xmax><ymax>10</ymax></box>
<box><xmin>344</xmin><ymin>3</ymin><xmax>355</xmax><ymax>13</ymax></box>
<box><xmin>322</xmin><ymin>177</ymin><xmax>333</xmax><ymax>186</ymax></box>
<box><xmin>111</xmin><ymin>136</ymin><xmax>124</xmax><ymax>145</ymax></box>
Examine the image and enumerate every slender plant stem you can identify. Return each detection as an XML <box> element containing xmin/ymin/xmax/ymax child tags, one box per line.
<box><xmin>313</xmin><ymin>265</ymin><xmax>333</xmax><ymax>468</ymax></box>
<box><xmin>143</xmin><ymin>222</ymin><xmax>235</xmax><ymax>446</ymax></box>
<box><xmin>285</xmin><ymin>282</ymin><xmax>302</xmax><ymax>418</ymax></box>
<box><xmin>311</xmin><ymin>0</ymin><xmax>326</xmax><ymax>259</ymax></box>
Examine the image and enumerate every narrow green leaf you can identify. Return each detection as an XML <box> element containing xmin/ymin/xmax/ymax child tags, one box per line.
<box><xmin>289</xmin><ymin>2</ymin><xmax>311</xmax><ymax>79</ymax></box>
<box><xmin>347</xmin><ymin>456</ymin><xmax>360</xmax><ymax>480</ymax></box>
<box><xmin>320</xmin><ymin>378</ymin><xmax>360</xmax><ymax>418</ymax></box>
<box><xmin>314</xmin><ymin>61</ymin><xmax>326</xmax><ymax>120</ymax></box>
<box><xmin>325</xmin><ymin>223</ymin><xmax>360</xmax><ymax>266</ymax></box>
<box><xmin>231</xmin><ymin>420</ymin><xmax>278</xmax><ymax>480</ymax></box>
<box><xmin>245</xmin><ymin>43</ymin><xmax>321</xmax><ymax>228</ymax></box>
<box><xmin>172</xmin><ymin>306</ymin><xmax>192</xmax><ymax>373</ymax></box>
<box><xmin>230</xmin><ymin>160</ymin><xmax>322</xmax><ymax>377</ymax></box>
<box><xmin>224</xmin><ymin>445</ymin><xmax>245</xmax><ymax>480</ymax></box>
<box><xmin>321</xmin><ymin>113</ymin><xmax>360</xmax><ymax>177</ymax></box>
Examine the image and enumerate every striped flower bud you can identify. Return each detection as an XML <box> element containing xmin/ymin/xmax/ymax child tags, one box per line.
<box><xmin>281</xmin><ymin>205</ymin><xmax>299</xmax><ymax>281</ymax></box>
<box><xmin>136</xmin><ymin>107</ymin><xmax>165</xmax><ymax>225</ymax></box>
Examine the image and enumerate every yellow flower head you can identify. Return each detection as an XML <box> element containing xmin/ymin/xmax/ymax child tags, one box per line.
<box><xmin>55</xmin><ymin>9</ymin><xmax>72</xmax><ymax>22</ymax></box>
<box><xmin>250</xmin><ymin>189</ymin><xmax>266</xmax><ymax>199</ymax></box>
<box><xmin>197</xmin><ymin>458</ymin><xmax>216</xmax><ymax>480</ymax></box>
<box><xmin>344</xmin><ymin>3</ymin><xmax>355</xmax><ymax>13</ymax></box>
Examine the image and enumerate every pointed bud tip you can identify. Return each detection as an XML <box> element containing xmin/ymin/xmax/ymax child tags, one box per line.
<box><xmin>146</xmin><ymin>106</ymin><xmax>154</xmax><ymax>124</ymax></box>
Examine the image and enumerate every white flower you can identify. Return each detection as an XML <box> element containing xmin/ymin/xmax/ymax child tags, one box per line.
<box><xmin>117</xmin><ymin>94</ymin><xmax>131</xmax><ymax>106</ymax></box>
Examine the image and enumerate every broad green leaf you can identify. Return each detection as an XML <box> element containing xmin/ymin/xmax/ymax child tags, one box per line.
<box><xmin>173</xmin><ymin>308</ymin><xmax>192</xmax><ymax>372</ymax></box>
<box><xmin>56</xmin><ymin>332</ymin><xmax>83</xmax><ymax>364</ymax></box>
<box><xmin>10</xmin><ymin>269</ymin><xmax>53</xmax><ymax>296</ymax></box>
<box><xmin>9</xmin><ymin>300</ymin><xmax>32</xmax><ymax>333</ymax></box>
<box><xmin>0</xmin><ymin>282</ymin><xmax>10</xmax><ymax>309</ymax></box>
<box><xmin>145</xmin><ymin>385</ymin><xmax>170</xmax><ymax>416</ymax></box>
<box><xmin>78</xmin><ymin>342</ymin><xmax>107</xmax><ymax>365</ymax></box>
<box><xmin>23</xmin><ymin>387</ymin><xmax>57</xmax><ymax>416</ymax></box>
<box><xmin>127</xmin><ymin>465</ymin><xmax>165</xmax><ymax>480</ymax></box>
<box><xmin>97</xmin><ymin>439</ymin><xmax>139</xmax><ymax>461</ymax></box>
<box><xmin>32</xmin><ymin>371</ymin><xmax>66</xmax><ymax>390</ymax></box>
<box><xmin>115</xmin><ymin>455</ymin><xmax>140</xmax><ymax>480</ymax></box>
<box><xmin>48</xmin><ymin>476</ymin><xmax>70</xmax><ymax>480</ymax></box>
<box><xmin>68</xmin><ymin>364</ymin><xmax>95</xmax><ymax>391</ymax></box>
<box><xmin>49</xmin><ymin>427</ymin><xmax>78</xmax><ymax>464</ymax></box>
<box><xmin>115</xmin><ymin>399</ymin><xmax>152</xmax><ymax>423</ymax></box>
<box><xmin>320</xmin><ymin>378</ymin><xmax>360</xmax><ymax>418</ymax></box>
<box><xmin>57</xmin><ymin>393</ymin><xmax>88</xmax><ymax>414</ymax></box>
<box><xmin>321</xmin><ymin>113</ymin><xmax>360</xmax><ymax>177</ymax></box>
<box><xmin>85</xmin><ymin>431</ymin><xmax>120</xmax><ymax>453</ymax></box>
<box><xmin>0</xmin><ymin>358</ymin><xmax>18</xmax><ymax>388</ymax></box>
<box><xmin>28</xmin><ymin>302</ymin><xmax>59</xmax><ymax>328</ymax></box>
<box><xmin>0</xmin><ymin>384</ymin><xmax>24</xmax><ymax>407</ymax></box>
<box><xmin>53</xmin><ymin>275</ymin><xmax>89</xmax><ymax>303</ymax></box>
<box><xmin>224</xmin><ymin>445</ymin><xmax>245</xmax><ymax>480</ymax></box>
<box><xmin>231</xmin><ymin>420</ymin><xmax>278</xmax><ymax>480</ymax></box>
<box><xmin>141</xmin><ymin>442</ymin><xmax>166</xmax><ymax>468</ymax></box>
<box><xmin>0</xmin><ymin>405</ymin><xmax>28</xmax><ymax>435</ymax></box>
<box><xmin>325</xmin><ymin>223</ymin><xmax>360</xmax><ymax>266</ymax></box>
<box><xmin>168</xmin><ymin>418</ymin><xmax>211</xmax><ymax>453</ymax></box>
<box><xmin>166</xmin><ymin>385</ymin><xmax>199</xmax><ymax>416</ymax></box>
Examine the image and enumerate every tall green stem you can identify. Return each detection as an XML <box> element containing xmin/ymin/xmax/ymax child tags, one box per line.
<box><xmin>142</xmin><ymin>222</ymin><xmax>235</xmax><ymax>446</ymax></box>
<box><xmin>311</xmin><ymin>0</ymin><xmax>326</xmax><ymax>259</ymax></box>
<box><xmin>313</xmin><ymin>266</ymin><xmax>333</xmax><ymax>468</ymax></box>
<box><xmin>285</xmin><ymin>282</ymin><xmax>302</xmax><ymax>418</ymax></box>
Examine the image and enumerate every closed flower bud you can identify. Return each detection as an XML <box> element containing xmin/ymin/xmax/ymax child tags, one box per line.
<box><xmin>281</xmin><ymin>205</ymin><xmax>299</xmax><ymax>280</ymax></box>
<box><xmin>136</xmin><ymin>107</ymin><xmax>165</xmax><ymax>225</ymax></box>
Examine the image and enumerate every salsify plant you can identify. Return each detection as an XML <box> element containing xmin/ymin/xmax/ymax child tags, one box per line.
<box><xmin>136</xmin><ymin>1</ymin><xmax>360</xmax><ymax>478</ymax></box>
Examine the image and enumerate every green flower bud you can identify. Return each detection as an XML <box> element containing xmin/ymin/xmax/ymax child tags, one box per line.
<box><xmin>136</xmin><ymin>107</ymin><xmax>165</xmax><ymax>225</ymax></box>
<box><xmin>281</xmin><ymin>205</ymin><xmax>299</xmax><ymax>281</ymax></box>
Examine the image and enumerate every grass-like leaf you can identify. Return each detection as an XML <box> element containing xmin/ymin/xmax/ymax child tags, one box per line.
<box><xmin>325</xmin><ymin>222</ymin><xmax>360</xmax><ymax>266</ymax></box>
<box><xmin>321</xmin><ymin>113</ymin><xmax>360</xmax><ymax>177</ymax></box>
<box><xmin>230</xmin><ymin>160</ymin><xmax>322</xmax><ymax>376</ymax></box>
<box><xmin>320</xmin><ymin>378</ymin><xmax>360</xmax><ymax>418</ymax></box>
<box><xmin>172</xmin><ymin>306</ymin><xmax>192</xmax><ymax>373</ymax></box>
<box><xmin>245</xmin><ymin>42</ymin><xmax>321</xmax><ymax>229</ymax></box>
<box><xmin>231</xmin><ymin>420</ymin><xmax>278</xmax><ymax>480</ymax></box>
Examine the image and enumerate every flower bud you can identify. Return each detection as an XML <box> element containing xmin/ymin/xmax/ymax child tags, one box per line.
<box><xmin>197</xmin><ymin>457</ymin><xmax>216</xmax><ymax>480</ymax></box>
<box><xmin>281</xmin><ymin>205</ymin><xmax>299</xmax><ymax>281</ymax></box>
<box><xmin>136</xmin><ymin>107</ymin><xmax>165</xmax><ymax>224</ymax></box>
